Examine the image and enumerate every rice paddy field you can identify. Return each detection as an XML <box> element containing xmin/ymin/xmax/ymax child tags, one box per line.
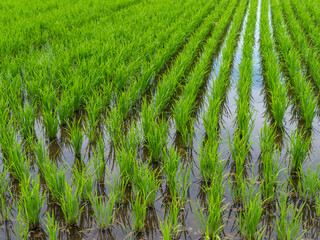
<box><xmin>2</xmin><ymin>0</ymin><xmax>320</xmax><ymax>239</ymax></box>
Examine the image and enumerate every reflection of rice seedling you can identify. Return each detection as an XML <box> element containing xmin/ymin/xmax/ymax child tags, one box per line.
<box><xmin>67</xmin><ymin>119</ymin><xmax>84</xmax><ymax>156</ymax></box>
<box><xmin>288</xmin><ymin>130</ymin><xmax>311</xmax><ymax>171</ymax></box>
<box><xmin>90</xmin><ymin>193</ymin><xmax>118</xmax><ymax>229</ymax></box>
<box><xmin>44</xmin><ymin>211</ymin><xmax>59</xmax><ymax>240</ymax></box>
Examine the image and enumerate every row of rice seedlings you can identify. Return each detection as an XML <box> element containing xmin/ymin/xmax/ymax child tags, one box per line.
<box><xmin>259</xmin><ymin>122</ymin><xmax>282</xmax><ymax>202</ymax></box>
<box><xmin>260</xmin><ymin>0</ymin><xmax>287</xmax><ymax>128</ymax></box>
<box><xmin>279</xmin><ymin>0</ymin><xmax>320</xmax><ymax>92</ymax></box>
<box><xmin>105</xmin><ymin>0</ymin><xmax>221</xmax><ymax>143</ymax></box>
<box><xmin>138</xmin><ymin>0</ymin><xmax>234</xmax><ymax>162</ymax></box>
<box><xmin>235</xmin><ymin>0</ymin><xmax>258</xmax><ymax>138</ymax></box>
<box><xmin>203</xmin><ymin>0</ymin><xmax>248</xmax><ymax>143</ymax></box>
<box><xmin>173</xmin><ymin>0</ymin><xmax>238</xmax><ymax>146</ymax></box>
<box><xmin>304</xmin><ymin>0</ymin><xmax>320</xmax><ymax>27</ymax></box>
<box><xmin>289</xmin><ymin>0</ymin><xmax>320</xmax><ymax>52</ymax></box>
<box><xmin>270</xmin><ymin>0</ymin><xmax>317</xmax><ymax>129</ymax></box>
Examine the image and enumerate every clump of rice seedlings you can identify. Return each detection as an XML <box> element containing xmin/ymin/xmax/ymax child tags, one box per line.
<box><xmin>160</xmin><ymin>198</ymin><xmax>182</xmax><ymax>239</ymax></box>
<box><xmin>92</xmin><ymin>148</ymin><xmax>105</xmax><ymax>183</ymax></box>
<box><xmin>145</xmin><ymin>118</ymin><xmax>168</xmax><ymax>161</ymax></box>
<box><xmin>67</xmin><ymin>119</ymin><xmax>84</xmax><ymax>157</ymax></box>
<box><xmin>162</xmin><ymin>147</ymin><xmax>180</xmax><ymax>192</ymax></box>
<box><xmin>57</xmin><ymin>93</ymin><xmax>74</xmax><ymax>125</ymax></box>
<box><xmin>121</xmin><ymin>122</ymin><xmax>140</xmax><ymax>153</ymax></box>
<box><xmin>229</xmin><ymin>176</ymin><xmax>246</xmax><ymax>203</ymax></box>
<box><xmin>288</xmin><ymin>129</ymin><xmax>311</xmax><ymax>171</ymax></box>
<box><xmin>198</xmin><ymin>141</ymin><xmax>223</xmax><ymax>183</ymax></box>
<box><xmin>276</xmin><ymin>189</ymin><xmax>305</xmax><ymax>240</ymax></box>
<box><xmin>107</xmin><ymin>173</ymin><xmax>128</xmax><ymax>204</ymax></box>
<box><xmin>132</xmin><ymin>191</ymin><xmax>147</xmax><ymax>233</ymax></box>
<box><xmin>43</xmin><ymin>110</ymin><xmax>59</xmax><ymax>140</ymax></box>
<box><xmin>15</xmin><ymin>208</ymin><xmax>29</xmax><ymax>240</ymax></box>
<box><xmin>105</xmin><ymin>108</ymin><xmax>122</xmax><ymax>144</ymax></box>
<box><xmin>42</xmin><ymin>164</ymin><xmax>67</xmax><ymax>202</ymax></box>
<box><xmin>0</xmin><ymin>167</ymin><xmax>11</xmax><ymax>220</ymax></box>
<box><xmin>85</xmin><ymin>94</ymin><xmax>103</xmax><ymax>142</ymax></box>
<box><xmin>19</xmin><ymin>175</ymin><xmax>46</xmax><ymax>229</ymax></box>
<box><xmin>18</xmin><ymin>103</ymin><xmax>36</xmax><ymax>138</ymax></box>
<box><xmin>44</xmin><ymin>211</ymin><xmax>59</xmax><ymax>240</ymax></box>
<box><xmin>259</xmin><ymin>122</ymin><xmax>281</xmax><ymax>202</ymax></box>
<box><xmin>297</xmin><ymin>166</ymin><xmax>320</xmax><ymax>201</ymax></box>
<box><xmin>133</xmin><ymin>162</ymin><xmax>160</xmax><ymax>207</ymax></box>
<box><xmin>238</xmin><ymin>175</ymin><xmax>264</xmax><ymax>239</ymax></box>
<box><xmin>73</xmin><ymin>163</ymin><xmax>95</xmax><ymax>200</ymax></box>
<box><xmin>116</xmin><ymin>147</ymin><xmax>136</xmax><ymax>183</ymax></box>
<box><xmin>90</xmin><ymin>193</ymin><xmax>118</xmax><ymax>229</ymax></box>
<box><xmin>61</xmin><ymin>183</ymin><xmax>84</xmax><ymax>226</ymax></box>
<box><xmin>176</xmin><ymin>165</ymin><xmax>192</xmax><ymax>207</ymax></box>
<box><xmin>5</xmin><ymin>140</ymin><xmax>31</xmax><ymax>183</ymax></box>
<box><xmin>193</xmin><ymin>180</ymin><xmax>226</xmax><ymax>239</ymax></box>
<box><xmin>173</xmin><ymin>100</ymin><xmax>195</xmax><ymax>146</ymax></box>
<box><xmin>315</xmin><ymin>195</ymin><xmax>320</xmax><ymax>217</ymax></box>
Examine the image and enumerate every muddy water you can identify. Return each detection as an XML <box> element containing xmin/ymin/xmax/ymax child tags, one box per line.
<box><xmin>3</xmin><ymin>2</ymin><xmax>320</xmax><ymax>240</ymax></box>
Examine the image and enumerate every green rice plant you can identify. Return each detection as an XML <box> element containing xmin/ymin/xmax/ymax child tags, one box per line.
<box><xmin>176</xmin><ymin>165</ymin><xmax>192</xmax><ymax>207</ymax></box>
<box><xmin>15</xmin><ymin>208</ymin><xmax>29</xmax><ymax>240</ymax></box>
<box><xmin>288</xmin><ymin>129</ymin><xmax>311</xmax><ymax>171</ymax></box>
<box><xmin>57</xmin><ymin>93</ymin><xmax>74</xmax><ymax>125</ymax></box>
<box><xmin>107</xmin><ymin>173</ymin><xmax>128</xmax><ymax>204</ymax></box>
<box><xmin>5</xmin><ymin>140</ymin><xmax>31</xmax><ymax>183</ymax></box>
<box><xmin>238</xmin><ymin>176</ymin><xmax>264</xmax><ymax>239</ymax></box>
<box><xmin>42</xmin><ymin>164</ymin><xmax>67</xmax><ymax>202</ymax></box>
<box><xmin>67</xmin><ymin>119</ymin><xmax>84</xmax><ymax>156</ymax></box>
<box><xmin>0</xmin><ymin>166</ymin><xmax>9</xmax><ymax>196</ymax></box>
<box><xmin>145</xmin><ymin>118</ymin><xmax>168</xmax><ymax>161</ymax></box>
<box><xmin>198</xmin><ymin>140</ymin><xmax>223</xmax><ymax>183</ymax></box>
<box><xmin>297</xmin><ymin>166</ymin><xmax>320</xmax><ymax>200</ymax></box>
<box><xmin>162</xmin><ymin>146</ymin><xmax>180</xmax><ymax>191</ymax></box>
<box><xmin>19</xmin><ymin>175</ymin><xmax>46</xmax><ymax>228</ymax></box>
<box><xmin>44</xmin><ymin>211</ymin><xmax>59</xmax><ymax>240</ymax></box>
<box><xmin>133</xmin><ymin>162</ymin><xmax>160</xmax><ymax>207</ymax></box>
<box><xmin>85</xmin><ymin>94</ymin><xmax>102</xmax><ymax>142</ymax></box>
<box><xmin>115</xmin><ymin>147</ymin><xmax>136</xmax><ymax>183</ymax></box>
<box><xmin>92</xmin><ymin>148</ymin><xmax>105</xmax><ymax>182</ymax></box>
<box><xmin>90</xmin><ymin>193</ymin><xmax>118</xmax><ymax>229</ymax></box>
<box><xmin>60</xmin><ymin>183</ymin><xmax>85</xmax><ymax>226</ymax></box>
<box><xmin>193</xmin><ymin>182</ymin><xmax>226</xmax><ymax>239</ymax></box>
<box><xmin>105</xmin><ymin>108</ymin><xmax>122</xmax><ymax>144</ymax></box>
<box><xmin>18</xmin><ymin>103</ymin><xmax>36</xmax><ymax>138</ymax></box>
<box><xmin>259</xmin><ymin>122</ymin><xmax>282</xmax><ymax>201</ymax></box>
<box><xmin>162</xmin><ymin>197</ymin><xmax>182</xmax><ymax>239</ymax></box>
<box><xmin>121</xmin><ymin>122</ymin><xmax>140</xmax><ymax>153</ymax></box>
<box><xmin>43</xmin><ymin>110</ymin><xmax>59</xmax><ymax>139</ymax></box>
<box><xmin>0</xmin><ymin>194</ymin><xmax>10</xmax><ymax>221</ymax></box>
<box><xmin>229</xmin><ymin>175</ymin><xmax>246</xmax><ymax>203</ymax></box>
<box><xmin>276</xmin><ymin>190</ymin><xmax>305</xmax><ymax>240</ymax></box>
<box><xmin>73</xmin><ymin>163</ymin><xmax>95</xmax><ymax>200</ymax></box>
<box><xmin>315</xmin><ymin>195</ymin><xmax>320</xmax><ymax>217</ymax></box>
<box><xmin>132</xmin><ymin>191</ymin><xmax>147</xmax><ymax>233</ymax></box>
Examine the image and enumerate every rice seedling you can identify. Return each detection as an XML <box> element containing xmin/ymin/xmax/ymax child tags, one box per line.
<box><xmin>145</xmin><ymin>118</ymin><xmax>168</xmax><ymax>161</ymax></box>
<box><xmin>276</xmin><ymin>189</ymin><xmax>305</xmax><ymax>240</ymax></box>
<box><xmin>67</xmin><ymin>119</ymin><xmax>84</xmax><ymax>156</ymax></box>
<box><xmin>116</xmin><ymin>147</ymin><xmax>136</xmax><ymax>183</ymax></box>
<box><xmin>44</xmin><ymin>211</ymin><xmax>59</xmax><ymax>240</ymax></box>
<box><xmin>297</xmin><ymin>166</ymin><xmax>320</xmax><ymax>200</ymax></box>
<box><xmin>92</xmin><ymin>148</ymin><xmax>105</xmax><ymax>182</ymax></box>
<box><xmin>90</xmin><ymin>193</ymin><xmax>118</xmax><ymax>229</ymax></box>
<box><xmin>19</xmin><ymin>175</ymin><xmax>46</xmax><ymax>228</ymax></box>
<box><xmin>43</xmin><ymin>110</ymin><xmax>59</xmax><ymax>140</ymax></box>
<box><xmin>238</xmin><ymin>175</ymin><xmax>264</xmax><ymax>239</ymax></box>
<box><xmin>288</xmin><ymin>129</ymin><xmax>311</xmax><ymax>171</ymax></box>
<box><xmin>163</xmin><ymin>146</ymin><xmax>180</xmax><ymax>191</ymax></box>
<box><xmin>133</xmin><ymin>162</ymin><xmax>160</xmax><ymax>207</ymax></box>
<box><xmin>132</xmin><ymin>191</ymin><xmax>147</xmax><ymax>233</ymax></box>
<box><xmin>18</xmin><ymin>103</ymin><xmax>36</xmax><ymax>139</ymax></box>
<box><xmin>15</xmin><ymin>208</ymin><xmax>29</xmax><ymax>240</ymax></box>
<box><xmin>85</xmin><ymin>94</ymin><xmax>102</xmax><ymax>142</ymax></box>
<box><xmin>0</xmin><ymin>194</ymin><xmax>10</xmax><ymax>221</ymax></box>
<box><xmin>105</xmin><ymin>108</ymin><xmax>122</xmax><ymax>144</ymax></box>
<box><xmin>60</xmin><ymin>182</ymin><xmax>85</xmax><ymax>226</ymax></box>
